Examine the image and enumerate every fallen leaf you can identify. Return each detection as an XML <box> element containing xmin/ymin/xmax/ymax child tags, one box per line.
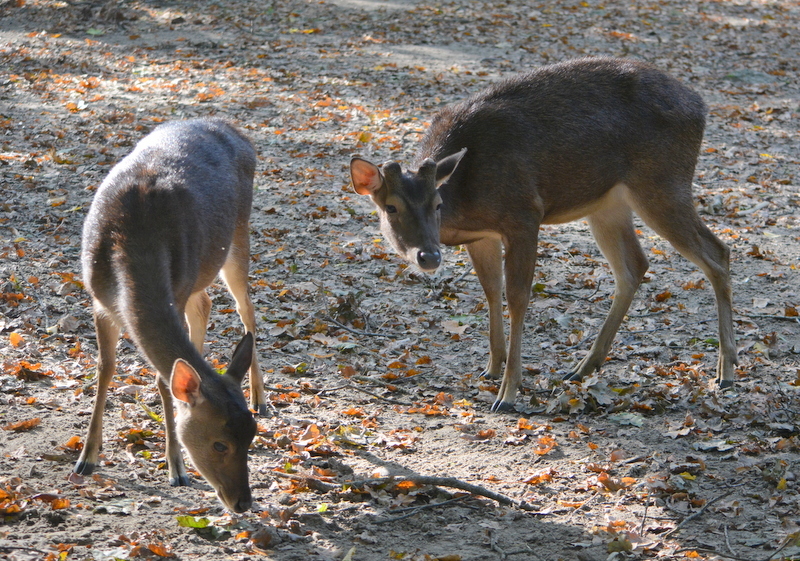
<box><xmin>2</xmin><ymin>418</ymin><xmax>41</xmax><ymax>432</ymax></box>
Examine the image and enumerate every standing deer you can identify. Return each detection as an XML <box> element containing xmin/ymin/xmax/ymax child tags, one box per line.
<box><xmin>75</xmin><ymin>118</ymin><xmax>265</xmax><ymax>512</ymax></box>
<box><xmin>350</xmin><ymin>57</ymin><xmax>737</xmax><ymax>413</ymax></box>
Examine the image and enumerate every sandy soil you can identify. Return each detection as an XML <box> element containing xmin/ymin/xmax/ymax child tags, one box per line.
<box><xmin>1</xmin><ymin>1</ymin><xmax>799</xmax><ymax>560</ymax></box>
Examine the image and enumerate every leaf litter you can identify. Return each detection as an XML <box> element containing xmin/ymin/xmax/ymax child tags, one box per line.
<box><xmin>1</xmin><ymin>0</ymin><xmax>799</xmax><ymax>560</ymax></box>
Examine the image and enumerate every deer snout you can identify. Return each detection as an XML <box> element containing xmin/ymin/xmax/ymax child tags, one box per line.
<box><xmin>416</xmin><ymin>249</ymin><xmax>442</xmax><ymax>271</ymax></box>
<box><xmin>216</xmin><ymin>477</ymin><xmax>253</xmax><ymax>513</ymax></box>
<box><xmin>232</xmin><ymin>493</ymin><xmax>253</xmax><ymax>513</ymax></box>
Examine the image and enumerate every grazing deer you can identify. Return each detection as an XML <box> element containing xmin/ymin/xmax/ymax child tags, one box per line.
<box><xmin>350</xmin><ymin>57</ymin><xmax>737</xmax><ymax>412</ymax></box>
<box><xmin>74</xmin><ymin>118</ymin><xmax>265</xmax><ymax>512</ymax></box>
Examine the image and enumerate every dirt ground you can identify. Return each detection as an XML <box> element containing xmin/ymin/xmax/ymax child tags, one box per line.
<box><xmin>1</xmin><ymin>1</ymin><xmax>799</xmax><ymax>560</ymax></box>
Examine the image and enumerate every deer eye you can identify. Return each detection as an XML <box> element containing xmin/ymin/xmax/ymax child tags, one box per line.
<box><xmin>385</xmin><ymin>205</ymin><xmax>398</xmax><ymax>214</ymax></box>
<box><xmin>213</xmin><ymin>442</ymin><xmax>228</xmax><ymax>453</ymax></box>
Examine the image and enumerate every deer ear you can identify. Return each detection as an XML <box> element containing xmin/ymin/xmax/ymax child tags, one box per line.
<box><xmin>435</xmin><ymin>148</ymin><xmax>467</xmax><ymax>187</ymax></box>
<box><xmin>225</xmin><ymin>332</ymin><xmax>254</xmax><ymax>385</ymax></box>
<box><xmin>350</xmin><ymin>157</ymin><xmax>383</xmax><ymax>195</ymax></box>
<box><xmin>171</xmin><ymin>359</ymin><xmax>204</xmax><ymax>406</ymax></box>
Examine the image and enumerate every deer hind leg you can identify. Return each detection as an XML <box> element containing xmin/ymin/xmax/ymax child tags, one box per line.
<box><xmin>567</xmin><ymin>192</ymin><xmax>649</xmax><ymax>381</ymax></box>
<box><xmin>74</xmin><ymin>308</ymin><xmax>120</xmax><ymax>475</ymax></box>
<box><xmin>631</xmin><ymin>187</ymin><xmax>737</xmax><ymax>387</ymax></box>
<box><xmin>185</xmin><ymin>290</ymin><xmax>212</xmax><ymax>354</ymax></box>
<box><xmin>491</xmin><ymin>232</ymin><xmax>539</xmax><ymax>413</ymax></box>
<box><xmin>220</xmin><ymin>226</ymin><xmax>266</xmax><ymax>414</ymax></box>
<box><xmin>466</xmin><ymin>236</ymin><xmax>506</xmax><ymax>380</ymax></box>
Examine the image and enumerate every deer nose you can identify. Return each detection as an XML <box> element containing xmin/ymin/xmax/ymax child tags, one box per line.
<box><xmin>233</xmin><ymin>495</ymin><xmax>253</xmax><ymax>513</ymax></box>
<box><xmin>417</xmin><ymin>249</ymin><xmax>441</xmax><ymax>271</ymax></box>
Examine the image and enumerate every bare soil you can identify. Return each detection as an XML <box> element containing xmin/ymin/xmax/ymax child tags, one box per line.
<box><xmin>1</xmin><ymin>1</ymin><xmax>799</xmax><ymax>560</ymax></box>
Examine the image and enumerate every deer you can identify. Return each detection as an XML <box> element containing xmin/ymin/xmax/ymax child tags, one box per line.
<box><xmin>74</xmin><ymin>118</ymin><xmax>266</xmax><ymax>513</ymax></box>
<box><xmin>350</xmin><ymin>57</ymin><xmax>737</xmax><ymax>413</ymax></box>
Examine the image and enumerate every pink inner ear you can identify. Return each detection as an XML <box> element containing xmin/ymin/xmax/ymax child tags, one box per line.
<box><xmin>171</xmin><ymin>360</ymin><xmax>201</xmax><ymax>404</ymax></box>
<box><xmin>352</xmin><ymin>161</ymin><xmax>379</xmax><ymax>195</ymax></box>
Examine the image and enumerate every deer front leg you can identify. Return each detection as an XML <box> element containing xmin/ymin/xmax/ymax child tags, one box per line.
<box><xmin>491</xmin><ymin>234</ymin><xmax>539</xmax><ymax>413</ymax></box>
<box><xmin>157</xmin><ymin>374</ymin><xmax>190</xmax><ymax>486</ymax></box>
<box><xmin>75</xmin><ymin>311</ymin><xmax>119</xmax><ymax>475</ymax></box>
<box><xmin>466</xmin><ymin>237</ymin><xmax>506</xmax><ymax>379</ymax></box>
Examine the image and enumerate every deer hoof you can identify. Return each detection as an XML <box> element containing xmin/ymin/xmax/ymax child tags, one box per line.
<box><xmin>490</xmin><ymin>399</ymin><xmax>515</xmax><ymax>413</ymax></box>
<box><xmin>73</xmin><ymin>460</ymin><xmax>95</xmax><ymax>476</ymax></box>
<box><xmin>479</xmin><ymin>369</ymin><xmax>499</xmax><ymax>380</ymax></box>
<box><xmin>717</xmin><ymin>379</ymin><xmax>734</xmax><ymax>390</ymax></box>
<box><xmin>562</xmin><ymin>371</ymin><xmax>582</xmax><ymax>382</ymax></box>
<box><xmin>170</xmin><ymin>474</ymin><xmax>191</xmax><ymax>487</ymax></box>
<box><xmin>256</xmin><ymin>403</ymin><xmax>268</xmax><ymax>416</ymax></box>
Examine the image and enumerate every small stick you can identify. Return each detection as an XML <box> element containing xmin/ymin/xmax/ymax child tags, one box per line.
<box><xmin>352</xmin><ymin>375</ymin><xmax>411</xmax><ymax>392</ymax></box>
<box><xmin>724</xmin><ymin>524</ymin><xmax>735</xmax><ymax>557</ymax></box>
<box><xmin>0</xmin><ymin>546</ymin><xmax>49</xmax><ymax>555</ymax></box>
<box><xmin>316</xmin><ymin>384</ymin><xmax>351</xmax><ymax>395</ymax></box>
<box><xmin>488</xmin><ymin>530</ymin><xmax>507</xmax><ymax>560</ymax></box>
<box><xmin>334</xmin><ymin>382</ymin><xmax>412</xmax><ymax>406</ymax></box>
<box><xmin>268</xmin><ymin>471</ymin><xmax>336</xmax><ymax>493</ymax></box>
<box><xmin>543</xmin><ymin>278</ymin><xmax>605</xmax><ymax>302</ymax></box>
<box><xmin>324</xmin><ymin>316</ymin><xmax>399</xmax><ymax>338</ymax></box>
<box><xmin>373</xmin><ymin>495</ymin><xmax>469</xmax><ymax>524</ymax></box>
<box><xmin>503</xmin><ymin>545</ymin><xmax>539</xmax><ymax>559</ymax></box>
<box><xmin>639</xmin><ymin>490</ymin><xmax>651</xmax><ymax>535</ymax></box>
<box><xmin>746</xmin><ymin>313</ymin><xmax>800</xmax><ymax>323</ymax></box>
<box><xmin>626</xmin><ymin>318</ymin><xmax>714</xmax><ymax>335</ymax></box>
<box><xmin>452</xmin><ymin>266</ymin><xmax>474</xmax><ymax>285</ymax></box>
<box><xmin>663</xmin><ymin>489</ymin><xmax>733</xmax><ymax>538</ymax></box>
<box><xmin>566</xmin><ymin>491</ymin><xmax>599</xmax><ymax>521</ymax></box>
<box><xmin>759</xmin><ymin>534</ymin><xmax>799</xmax><ymax>561</ymax></box>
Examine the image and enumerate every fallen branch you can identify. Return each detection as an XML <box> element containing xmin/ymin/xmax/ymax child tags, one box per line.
<box><xmin>745</xmin><ymin>313</ymin><xmax>800</xmax><ymax>323</ymax></box>
<box><xmin>270</xmin><ymin>473</ymin><xmax>537</xmax><ymax>511</ymax></box>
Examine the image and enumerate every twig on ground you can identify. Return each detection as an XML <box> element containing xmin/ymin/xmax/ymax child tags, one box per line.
<box><xmin>324</xmin><ymin>316</ymin><xmax>399</xmax><ymax>338</ymax></box>
<box><xmin>373</xmin><ymin>495</ymin><xmax>470</xmax><ymax>524</ymax></box>
<box><xmin>566</xmin><ymin>491</ymin><xmax>599</xmax><ymax>522</ymax></box>
<box><xmin>543</xmin><ymin>278</ymin><xmax>605</xmax><ymax>302</ymax></box>
<box><xmin>82</xmin><ymin>375</ymin><xmax>98</xmax><ymax>391</ymax></box>
<box><xmin>664</xmin><ymin>489</ymin><xmax>734</xmax><ymax>538</ymax></box>
<box><xmin>451</xmin><ymin>266</ymin><xmax>474</xmax><ymax>285</ymax></box>
<box><xmin>724</xmin><ymin>525</ymin><xmax>735</xmax><ymax>557</ymax></box>
<box><xmin>639</xmin><ymin>490</ymin><xmax>651</xmax><ymax>535</ymax></box>
<box><xmin>745</xmin><ymin>313</ymin><xmax>800</xmax><ymax>323</ymax></box>
<box><xmin>318</xmin><ymin>382</ymin><xmax>412</xmax><ymax>406</ymax></box>
<box><xmin>488</xmin><ymin>530</ymin><xmax>507</xmax><ymax>560</ymax></box>
<box><xmin>270</xmin><ymin>473</ymin><xmax>537</xmax><ymax>511</ymax></box>
<box><xmin>352</xmin><ymin>375</ymin><xmax>410</xmax><ymax>393</ymax></box>
<box><xmin>316</xmin><ymin>383</ymin><xmax>350</xmax><ymax>394</ymax></box>
<box><xmin>0</xmin><ymin>546</ymin><xmax>49</xmax><ymax>555</ymax></box>
<box><xmin>626</xmin><ymin>318</ymin><xmax>714</xmax><ymax>334</ymax></box>
<box><xmin>267</xmin><ymin>471</ymin><xmax>336</xmax><ymax>493</ymax></box>
<box><xmin>502</xmin><ymin>545</ymin><xmax>539</xmax><ymax>559</ymax></box>
<box><xmin>759</xmin><ymin>534</ymin><xmax>800</xmax><ymax>561</ymax></box>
